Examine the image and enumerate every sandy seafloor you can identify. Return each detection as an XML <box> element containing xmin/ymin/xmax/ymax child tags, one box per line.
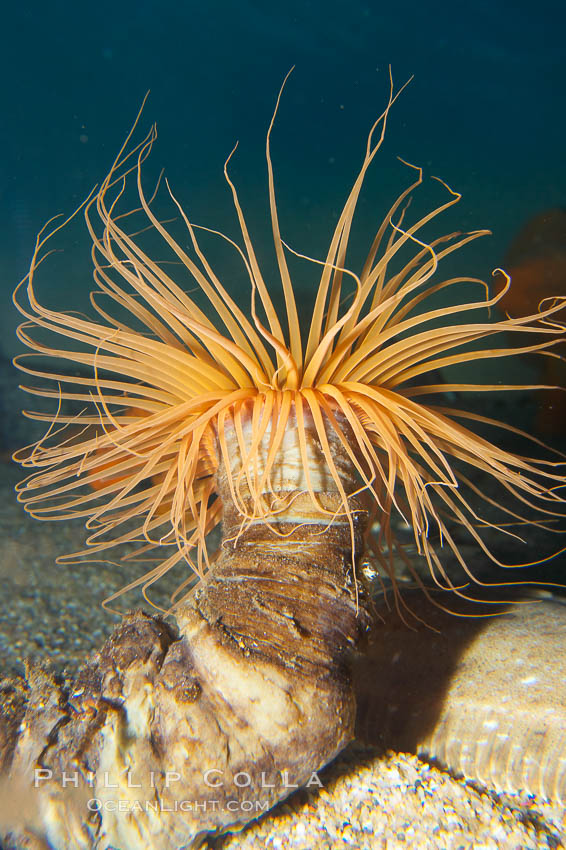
<box><xmin>1</xmin><ymin>359</ymin><xmax>566</xmax><ymax>850</ymax></box>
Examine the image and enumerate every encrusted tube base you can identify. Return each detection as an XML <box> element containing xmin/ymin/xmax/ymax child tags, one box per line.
<box><xmin>0</xmin><ymin>433</ymin><xmax>372</xmax><ymax>849</ymax></box>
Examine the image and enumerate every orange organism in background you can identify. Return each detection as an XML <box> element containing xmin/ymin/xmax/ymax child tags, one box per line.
<box><xmin>497</xmin><ymin>208</ymin><xmax>566</xmax><ymax>436</ymax></box>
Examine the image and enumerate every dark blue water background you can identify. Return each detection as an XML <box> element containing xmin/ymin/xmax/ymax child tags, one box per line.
<box><xmin>1</xmin><ymin>0</ymin><xmax>564</xmax><ymax>351</ymax></box>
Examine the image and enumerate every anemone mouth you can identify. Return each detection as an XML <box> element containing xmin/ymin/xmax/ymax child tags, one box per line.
<box><xmin>12</xmin><ymin>71</ymin><xmax>566</xmax><ymax>616</ymax></box>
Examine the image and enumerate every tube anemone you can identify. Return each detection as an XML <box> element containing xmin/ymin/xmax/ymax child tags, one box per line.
<box><xmin>2</xmin><ymin>72</ymin><xmax>566</xmax><ymax>848</ymax></box>
<box><xmin>12</xmin><ymin>75</ymin><xmax>566</xmax><ymax>616</ymax></box>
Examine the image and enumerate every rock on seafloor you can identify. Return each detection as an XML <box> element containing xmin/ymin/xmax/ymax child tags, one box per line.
<box><xmin>355</xmin><ymin>592</ymin><xmax>566</xmax><ymax>807</ymax></box>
